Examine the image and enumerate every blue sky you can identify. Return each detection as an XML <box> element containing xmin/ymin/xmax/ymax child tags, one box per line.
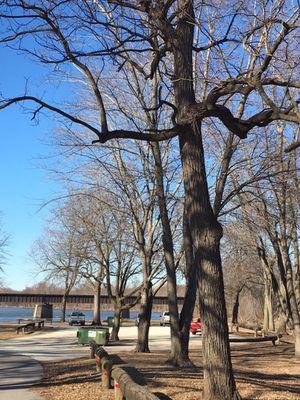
<box><xmin>0</xmin><ymin>47</ymin><xmax>61</xmax><ymax>290</ymax></box>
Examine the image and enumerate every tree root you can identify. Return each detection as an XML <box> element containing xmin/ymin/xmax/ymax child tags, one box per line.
<box><xmin>133</xmin><ymin>347</ymin><xmax>151</xmax><ymax>353</ymax></box>
<box><xmin>165</xmin><ymin>357</ymin><xmax>196</xmax><ymax>369</ymax></box>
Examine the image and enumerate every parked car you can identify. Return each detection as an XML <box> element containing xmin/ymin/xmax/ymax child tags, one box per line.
<box><xmin>160</xmin><ymin>311</ymin><xmax>170</xmax><ymax>326</ymax></box>
<box><xmin>69</xmin><ymin>311</ymin><xmax>85</xmax><ymax>326</ymax></box>
<box><xmin>190</xmin><ymin>318</ymin><xmax>202</xmax><ymax>335</ymax></box>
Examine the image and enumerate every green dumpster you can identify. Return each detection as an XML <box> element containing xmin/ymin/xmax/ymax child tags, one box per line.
<box><xmin>77</xmin><ymin>326</ymin><xmax>109</xmax><ymax>345</ymax></box>
<box><xmin>107</xmin><ymin>316</ymin><xmax>114</xmax><ymax>327</ymax></box>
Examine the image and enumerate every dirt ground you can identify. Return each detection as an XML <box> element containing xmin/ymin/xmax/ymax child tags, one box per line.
<box><xmin>0</xmin><ymin>327</ymin><xmax>19</xmax><ymax>340</ymax></box>
<box><xmin>35</xmin><ymin>339</ymin><xmax>300</xmax><ymax>400</ymax></box>
<box><xmin>0</xmin><ymin>324</ymin><xmax>59</xmax><ymax>340</ymax></box>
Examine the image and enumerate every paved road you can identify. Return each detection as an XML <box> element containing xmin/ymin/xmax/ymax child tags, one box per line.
<box><xmin>0</xmin><ymin>326</ymin><xmax>87</xmax><ymax>400</ymax></box>
<box><xmin>1</xmin><ymin>325</ymin><xmax>204</xmax><ymax>360</ymax></box>
<box><xmin>0</xmin><ymin>324</ymin><xmax>204</xmax><ymax>399</ymax></box>
<box><xmin>0</xmin><ymin>351</ymin><xmax>43</xmax><ymax>400</ymax></box>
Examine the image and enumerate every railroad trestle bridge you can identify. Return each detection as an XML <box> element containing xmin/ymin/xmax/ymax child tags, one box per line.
<box><xmin>0</xmin><ymin>292</ymin><xmax>184</xmax><ymax>312</ymax></box>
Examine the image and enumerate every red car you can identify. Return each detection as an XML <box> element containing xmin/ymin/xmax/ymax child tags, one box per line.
<box><xmin>190</xmin><ymin>318</ymin><xmax>202</xmax><ymax>335</ymax></box>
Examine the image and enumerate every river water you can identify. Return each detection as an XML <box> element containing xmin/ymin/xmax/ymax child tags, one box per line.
<box><xmin>0</xmin><ymin>307</ymin><xmax>161</xmax><ymax>323</ymax></box>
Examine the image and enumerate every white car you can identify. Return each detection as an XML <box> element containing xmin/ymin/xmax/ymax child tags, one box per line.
<box><xmin>160</xmin><ymin>311</ymin><xmax>170</xmax><ymax>326</ymax></box>
<box><xmin>68</xmin><ymin>311</ymin><xmax>85</xmax><ymax>326</ymax></box>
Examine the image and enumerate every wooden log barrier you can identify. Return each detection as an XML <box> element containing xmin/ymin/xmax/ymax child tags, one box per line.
<box><xmin>90</xmin><ymin>343</ymin><xmax>113</xmax><ymax>388</ymax></box>
<box><xmin>112</xmin><ymin>367</ymin><xmax>160</xmax><ymax>400</ymax></box>
<box><xmin>114</xmin><ymin>381</ymin><xmax>123</xmax><ymax>400</ymax></box>
<box><xmin>229</xmin><ymin>336</ymin><xmax>279</xmax><ymax>346</ymax></box>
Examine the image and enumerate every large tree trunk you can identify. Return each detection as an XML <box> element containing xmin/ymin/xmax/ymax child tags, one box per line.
<box><xmin>170</xmin><ymin>0</ymin><xmax>239</xmax><ymax>396</ymax></box>
<box><xmin>152</xmin><ymin>142</ymin><xmax>188</xmax><ymax>365</ymax></box>
<box><xmin>110</xmin><ymin>306</ymin><xmax>121</xmax><ymax>341</ymax></box>
<box><xmin>179</xmin><ymin>125</ymin><xmax>240</xmax><ymax>400</ymax></box>
<box><xmin>135</xmin><ymin>284</ymin><xmax>153</xmax><ymax>353</ymax></box>
<box><xmin>92</xmin><ymin>281</ymin><xmax>101</xmax><ymax>325</ymax></box>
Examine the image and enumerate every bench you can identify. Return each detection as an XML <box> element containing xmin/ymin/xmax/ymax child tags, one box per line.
<box><xmin>229</xmin><ymin>335</ymin><xmax>279</xmax><ymax>346</ymax></box>
<box><xmin>16</xmin><ymin>322</ymin><xmax>36</xmax><ymax>334</ymax></box>
<box><xmin>17</xmin><ymin>319</ymin><xmax>45</xmax><ymax>329</ymax></box>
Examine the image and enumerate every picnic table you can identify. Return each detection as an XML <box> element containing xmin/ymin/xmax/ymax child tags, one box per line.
<box><xmin>15</xmin><ymin>319</ymin><xmax>45</xmax><ymax>334</ymax></box>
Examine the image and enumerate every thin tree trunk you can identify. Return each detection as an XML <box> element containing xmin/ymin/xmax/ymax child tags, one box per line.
<box><xmin>292</xmin><ymin>225</ymin><xmax>300</xmax><ymax>310</ymax></box>
<box><xmin>110</xmin><ymin>306</ymin><xmax>121</xmax><ymax>341</ymax></box>
<box><xmin>179</xmin><ymin>204</ymin><xmax>197</xmax><ymax>361</ymax></box>
<box><xmin>135</xmin><ymin>284</ymin><xmax>153</xmax><ymax>353</ymax></box>
<box><xmin>257</xmin><ymin>241</ymin><xmax>290</xmax><ymax>332</ymax></box>
<box><xmin>179</xmin><ymin>124</ymin><xmax>240</xmax><ymax>400</ymax></box>
<box><xmin>92</xmin><ymin>281</ymin><xmax>101</xmax><ymax>325</ymax></box>
<box><xmin>281</xmin><ymin>239</ymin><xmax>300</xmax><ymax>358</ymax></box>
<box><xmin>272</xmin><ymin>239</ymin><xmax>293</xmax><ymax>324</ymax></box>
<box><xmin>61</xmin><ymin>293</ymin><xmax>67</xmax><ymax>323</ymax></box>
<box><xmin>232</xmin><ymin>288</ymin><xmax>243</xmax><ymax>326</ymax></box>
<box><xmin>263</xmin><ymin>271</ymin><xmax>274</xmax><ymax>332</ymax></box>
<box><xmin>152</xmin><ymin>142</ymin><xmax>187</xmax><ymax>365</ymax></box>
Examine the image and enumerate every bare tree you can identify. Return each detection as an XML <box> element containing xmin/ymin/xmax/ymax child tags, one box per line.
<box><xmin>57</xmin><ymin>194</ymin><xmax>108</xmax><ymax>325</ymax></box>
<box><xmin>227</xmin><ymin>124</ymin><xmax>300</xmax><ymax>355</ymax></box>
<box><xmin>31</xmin><ymin>225</ymin><xmax>84</xmax><ymax>322</ymax></box>
<box><xmin>1</xmin><ymin>1</ymin><xmax>299</xmax><ymax>398</ymax></box>
<box><xmin>100</xmin><ymin>206</ymin><xmax>141</xmax><ymax>341</ymax></box>
<box><xmin>223</xmin><ymin>223</ymin><xmax>264</xmax><ymax>328</ymax></box>
<box><xmin>0</xmin><ymin>216</ymin><xmax>9</xmax><ymax>276</ymax></box>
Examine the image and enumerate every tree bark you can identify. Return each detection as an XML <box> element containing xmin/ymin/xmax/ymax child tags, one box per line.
<box><xmin>161</xmin><ymin>0</ymin><xmax>239</xmax><ymax>395</ymax></box>
<box><xmin>280</xmin><ymin>237</ymin><xmax>300</xmax><ymax>358</ymax></box>
<box><xmin>179</xmin><ymin>125</ymin><xmax>240</xmax><ymax>400</ymax></box>
<box><xmin>257</xmin><ymin>241</ymin><xmax>289</xmax><ymax>333</ymax></box>
<box><xmin>135</xmin><ymin>284</ymin><xmax>153</xmax><ymax>353</ymax></box>
<box><xmin>92</xmin><ymin>281</ymin><xmax>101</xmax><ymax>325</ymax></box>
<box><xmin>232</xmin><ymin>288</ymin><xmax>243</xmax><ymax>326</ymax></box>
<box><xmin>263</xmin><ymin>271</ymin><xmax>274</xmax><ymax>332</ymax></box>
<box><xmin>151</xmin><ymin>142</ymin><xmax>188</xmax><ymax>365</ymax></box>
<box><xmin>110</xmin><ymin>306</ymin><xmax>121</xmax><ymax>341</ymax></box>
<box><xmin>293</xmin><ymin>233</ymin><xmax>300</xmax><ymax>310</ymax></box>
<box><xmin>61</xmin><ymin>293</ymin><xmax>67</xmax><ymax>322</ymax></box>
<box><xmin>179</xmin><ymin>204</ymin><xmax>197</xmax><ymax>361</ymax></box>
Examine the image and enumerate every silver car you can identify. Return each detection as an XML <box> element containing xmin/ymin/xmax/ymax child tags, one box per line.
<box><xmin>68</xmin><ymin>311</ymin><xmax>85</xmax><ymax>326</ymax></box>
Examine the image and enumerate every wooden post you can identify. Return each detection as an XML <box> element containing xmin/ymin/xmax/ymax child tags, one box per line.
<box><xmin>90</xmin><ymin>346</ymin><xmax>96</xmax><ymax>359</ymax></box>
<box><xmin>101</xmin><ymin>355</ymin><xmax>113</xmax><ymax>389</ymax></box>
<box><xmin>114</xmin><ymin>381</ymin><xmax>124</xmax><ymax>400</ymax></box>
<box><xmin>95</xmin><ymin>355</ymin><xmax>101</xmax><ymax>372</ymax></box>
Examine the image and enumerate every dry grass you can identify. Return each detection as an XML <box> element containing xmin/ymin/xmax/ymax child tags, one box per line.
<box><xmin>0</xmin><ymin>327</ymin><xmax>19</xmax><ymax>340</ymax></box>
<box><xmin>35</xmin><ymin>340</ymin><xmax>300</xmax><ymax>400</ymax></box>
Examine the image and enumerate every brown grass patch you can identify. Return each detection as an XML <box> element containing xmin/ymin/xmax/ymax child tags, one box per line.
<box><xmin>35</xmin><ymin>341</ymin><xmax>300</xmax><ymax>400</ymax></box>
<box><xmin>0</xmin><ymin>327</ymin><xmax>19</xmax><ymax>340</ymax></box>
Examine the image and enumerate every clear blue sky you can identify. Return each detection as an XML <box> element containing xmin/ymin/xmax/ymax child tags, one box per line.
<box><xmin>0</xmin><ymin>47</ymin><xmax>61</xmax><ymax>290</ymax></box>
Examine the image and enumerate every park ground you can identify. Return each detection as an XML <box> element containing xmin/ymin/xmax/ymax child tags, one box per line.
<box><xmin>1</xmin><ymin>324</ymin><xmax>299</xmax><ymax>400</ymax></box>
<box><xmin>36</xmin><ymin>331</ymin><xmax>300</xmax><ymax>400</ymax></box>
